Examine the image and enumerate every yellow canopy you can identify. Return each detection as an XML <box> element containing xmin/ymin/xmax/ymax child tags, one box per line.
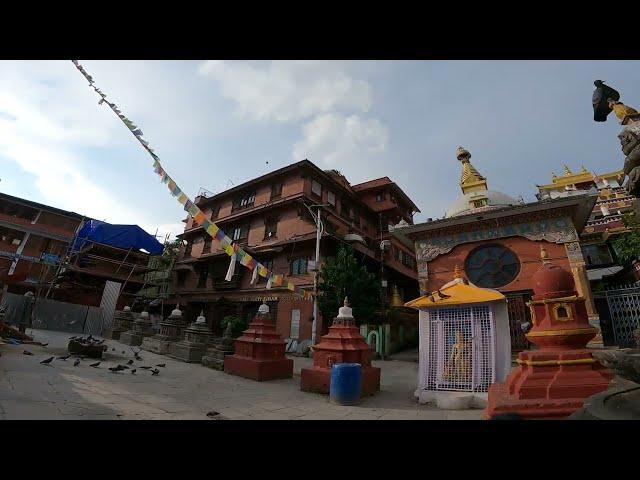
<box><xmin>405</xmin><ymin>278</ymin><xmax>505</xmax><ymax>309</ymax></box>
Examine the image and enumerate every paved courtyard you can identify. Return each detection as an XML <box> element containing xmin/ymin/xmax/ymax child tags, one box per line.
<box><xmin>0</xmin><ymin>329</ymin><xmax>483</xmax><ymax>420</ymax></box>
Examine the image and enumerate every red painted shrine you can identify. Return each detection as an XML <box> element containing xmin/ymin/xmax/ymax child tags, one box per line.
<box><xmin>485</xmin><ymin>247</ymin><xmax>613</xmax><ymax>419</ymax></box>
<box><xmin>300</xmin><ymin>298</ymin><xmax>380</xmax><ymax>396</ymax></box>
<box><xmin>224</xmin><ymin>302</ymin><xmax>293</xmax><ymax>381</ymax></box>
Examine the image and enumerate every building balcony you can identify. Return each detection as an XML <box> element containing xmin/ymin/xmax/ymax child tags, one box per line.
<box><xmin>0</xmin><ymin>212</ymin><xmax>75</xmax><ymax>242</ymax></box>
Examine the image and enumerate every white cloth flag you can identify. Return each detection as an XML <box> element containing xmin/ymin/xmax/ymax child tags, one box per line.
<box><xmin>250</xmin><ymin>267</ymin><xmax>259</xmax><ymax>285</ymax></box>
<box><xmin>225</xmin><ymin>253</ymin><xmax>237</xmax><ymax>281</ymax></box>
<box><xmin>266</xmin><ymin>275</ymin><xmax>273</xmax><ymax>290</ymax></box>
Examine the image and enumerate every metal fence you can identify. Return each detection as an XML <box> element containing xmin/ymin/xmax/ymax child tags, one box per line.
<box><xmin>1</xmin><ymin>292</ymin><xmax>104</xmax><ymax>335</ymax></box>
<box><xmin>597</xmin><ymin>284</ymin><xmax>640</xmax><ymax>348</ymax></box>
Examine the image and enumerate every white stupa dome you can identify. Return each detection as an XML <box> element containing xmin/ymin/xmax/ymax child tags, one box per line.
<box><xmin>445</xmin><ymin>190</ymin><xmax>519</xmax><ymax>218</ymax></box>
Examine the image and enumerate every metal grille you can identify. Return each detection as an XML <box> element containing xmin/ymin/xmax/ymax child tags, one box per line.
<box><xmin>98</xmin><ymin>280</ymin><xmax>121</xmax><ymax>332</ymax></box>
<box><xmin>426</xmin><ymin>305</ymin><xmax>496</xmax><ymax>393</ymax></box>
<box><xmin>505</xmin><ymin>292</ymin><xmax>532</xmax><ymax>351</ymax></box>
<box><xmin>602</xmin><ymin>285</ymin><xmax>640</xmax><ymax>347</ymax></box>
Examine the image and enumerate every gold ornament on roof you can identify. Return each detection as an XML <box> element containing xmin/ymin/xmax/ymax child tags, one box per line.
<box><xmin>456</xmin><ymin>146</ymin><xmax>487</xmax><ymax>194</ymax></box>
<box><xmin>609</xmin><ymin>100</ymin><xmax>639</xmax><ymax>123</ymax></box>
<box><xmin>563</xmin><ymin>164</ymin><xmax>573</xmax><ymax>176</ymax></box>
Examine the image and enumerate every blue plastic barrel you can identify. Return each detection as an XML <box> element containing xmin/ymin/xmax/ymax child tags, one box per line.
<box><xmin>330</xmin><ymin>363</ymin><xmax>362</xmax><ymax>405</ymax></box>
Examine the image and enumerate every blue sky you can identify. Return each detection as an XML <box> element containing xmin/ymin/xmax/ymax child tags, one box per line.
<box><xmin>0</xmin><ymin>60</ymin><xmax>638</xmax><ymax>239</ymax></box>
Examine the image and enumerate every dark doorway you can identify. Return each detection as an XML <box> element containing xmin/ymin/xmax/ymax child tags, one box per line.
<box><xmin>505</xmin><ymin>291</ymin><xmax>533</xmax><ymax>352</ymax></box>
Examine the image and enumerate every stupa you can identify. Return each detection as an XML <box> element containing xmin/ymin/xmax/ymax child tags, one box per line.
<box><xmin>168</xmin><ymin>310</ymin><xmax>213</xmax><ymax>363</ymax></box>
<box><xmin>202</xmin><ymin>321</ymin><xmax>235</xmax><ymax>370</ymax></box>
<box><xmin>485</xmin><ymin>247</ymin><xmax>613</xmax><ymax>419</ymax></box>
<box><xmin>141</xmin><ymin>305</ymin><xmax>187</xmax><ymax>355</ymax></box>
<box><xmin>224</xmin><ymin>302</ymin><xmax>293</xmax><ymax>381</ymax></box>
<box><xmin>103</xmin><ymin>306</ymin><xmax>136</xmax><ymax>340</ymax></box>
<box><xmin>300</xmin><ymin>298</ymin><xmax>380</xmax><ymax>396</ymax></box>
<box><xmin>120</xmin><ymin>310</ymin><xmax>154</xmax><ymax>346</ymax></box>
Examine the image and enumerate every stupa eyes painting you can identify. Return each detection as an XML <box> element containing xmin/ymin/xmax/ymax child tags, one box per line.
<box><xmin>465</xmin><ymin>245</ymin><xmax>520</xmax><ymax>288</ymax></box>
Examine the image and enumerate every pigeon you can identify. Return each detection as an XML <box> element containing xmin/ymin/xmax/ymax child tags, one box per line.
<box><xmin>151</xmin><ymin>368</ymin><xmax>160</xmax><ymax>375</ymax></box>
<box><xmin>206</xmin><ymin>411</ymin><xmax>220</xmax><ymax>418</ymax></box>
<box><xmin>131</xmin><ymin>369</ymin><xmax>136</xmax><ymax>375</ymax></box>
<box><xmin>89</xmin><ymin>362</ymin><xmax>101</xmax><ymax>368</ymax></box>
<box><xmin>112</xmin><ymin>347</ymin><xmax>116</xmax><ymax>351</ymax></box>
<box><xmin>23</xmin><ymin>350</ymin><xmax>34</xmax><ymax>356</ymax></box>
<box><xmin>127</xmin><ymin>359</ymin><xmax>134</xmax><ymax>365</ymax></box>
<box><xmin>156</xmin><ymin>363</ymin><xmax>166</xmax><ymax>368</ymax></box>
<box><xmin>139</xmin><ymin>366</ymin><xmax>152</xmax><ymax>370</ymax></box>
<box><xmin>73</xmin><ymin>358</ymin><xmax>80</xmax><ymax>367</ymax></box>
<box><xmin>593</xmin><ymin>80</ymin><xmax>621</xmax><ymax>122</ymax></box>
<box><xmin>40</xmin><ymin>356</ymin><xmax>54</xmax><ymax>365</ymax></box>
<box><xmin>40</xmin><ymin>343</ymin><xmax>49</xmax><ymax>347</ymax></box>
<box><xmin>121</xmin><ymin>350</ymin><xmax>125</xmax><ymax>354</ymax></box>
<box><xmin>108</xmin><ymin>367</ymin><xmax>121</xmax><ymax>373</ymax></box>
<box><xmin>57</xmin><ymin>355</ymin><xmax>71</xmax><ymax>360</ymax></box>
<box><xmin>117</xmin><ymin>364</ymin><xmax>130</xmax><ymax>370</ymax></box>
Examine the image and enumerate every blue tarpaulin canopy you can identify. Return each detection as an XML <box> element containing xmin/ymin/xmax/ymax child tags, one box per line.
<box><xmin>72</xmin><ymin>220</ymin><xmax>163</xmax><ymax>255</ymax></box>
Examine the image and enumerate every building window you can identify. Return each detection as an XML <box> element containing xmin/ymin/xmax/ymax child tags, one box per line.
<box><xmin>177</xmin><ymin>270</ymin><xmax>187</xmax><ymax>287</ymax></box>
<box><xmin>327</xmin><ymin>191</ymin><xmax>336</xmax><ymax>207</ymax></box>
<box><xmin>203</xmin><ymin>235</ymin><xmax>212</xmax><ymax>252</ymax></box>
<box><xmin>311</xmin><ymin>179</ymin><xmax>322</xmax><ymax>198</ymax></box>
<box><xmin>232</xmin><ymin>192</ymin><xmax>256</xmax><ymax>212</ymax></box>
<box><xmin>264</xmin><ymin>216</ymin><xmax>278</xmax><ymax>239</ymax></box>
<box><xmin>473</xmin><ymin>199</ymin><xmax>488</xmax><ymax>208</ymax></box>
<box><xmin>231</xmin><ymin>224</ymin><xmax>250</xmax><ymax>242</ymax></box>
<box><xmin>291</xmin><ymin>258</ymin><xmax>308</xmax><ymax>275</ymax></box>
<box><xmin>196</xmin><ymin>264</ymin><xmax>209</xmax><ymax>288</ymax></box>
<box><xmin>376</xmin><ymin>191</ymin><xmax>384</xmax><ymax>202</ymax></box>
<box><xmin>184</xmin><ymin>241</ymin><xmax>193</xmax><ymax>257</ymax></box>
<box><xmin>465</xmin><ymin>244</ymin><xmax>520</xmax><ymax>288</ymax></box>
<box><xmin>271</xmin><ymin>183</ymin><xmax>283</xmax><ymax>200</ymax></box>
<box><xmin>582</xmin><ymin>244</ymin><xmax>613</xmax><ymax>266</ymax></box>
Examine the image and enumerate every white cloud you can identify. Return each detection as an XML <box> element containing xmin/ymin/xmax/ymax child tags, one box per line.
<box><xmin>293</xmin><ymin>113</ymin><xmax>389</xmax><ymax>170</ymax></box>
<box><xmin>198</xmin><ymin>60</ymin><xmax>373</xmax><ymax>123</ymax></box>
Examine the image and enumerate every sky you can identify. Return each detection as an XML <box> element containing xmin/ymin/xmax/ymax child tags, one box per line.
<box><xmin>0</xmin><ymin>60</ymin><xmax>638</xmax><ymax>240</ymax></box>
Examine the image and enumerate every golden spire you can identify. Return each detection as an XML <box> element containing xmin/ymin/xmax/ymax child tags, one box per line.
<box><xmin>580</xmin><ymin>165</ymin><xmax>589</xmax><ymax>174</ymax></box>
<box><xmin>456</xmin><ymin>147</ymin><xmax>487</xmax><ymax>194</ymax></box>
<box><xmin>454</xmin><ymin>265</ymin><xmax>463</xmax><ymax>279</ymax></box>
<box><xmin>563</xmin><ymin>164</ymin><xmax>573</xmax><ymax>176</ymax></box>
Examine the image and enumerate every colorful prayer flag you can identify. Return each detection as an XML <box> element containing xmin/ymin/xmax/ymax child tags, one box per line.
<box><xmin>193</xmin><ymin>211</ymin><xmax>206</xmax><ymax>224</ymax></box>
<box><xmin>224</xmin><ymin>244</ymin><xmax>235</xmax><ymax>256</ymax></box>
<box><xmin>287</xmin><ymin>282</ymin><xmax>295</xmax><ymax>291</ymax></box>
<box><xmin>177</xmin><ymin>193</ymin><xmax>188</xmax><ymax>205</ymax></box>
<box><xmin>207</xmin><ymin>223</ymin><xmax>220</xmax><ymax>238</ymax></box>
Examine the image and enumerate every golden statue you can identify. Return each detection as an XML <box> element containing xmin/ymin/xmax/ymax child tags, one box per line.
<box><xmin>609</xmin><ymin>100</ymin><xmax>639</xmax><ymax>123</ymax></box>
<box><xmin>443</xmin><ymin>331</ymin><xmax>471</xmax><ymax>382</ymax></box>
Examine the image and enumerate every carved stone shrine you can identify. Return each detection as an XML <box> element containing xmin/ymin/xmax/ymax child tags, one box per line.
<box><xmin>120</xmin><ymin>310</ymin><xmax>154</xmax><ymax>346</ymax></box>
<box><xmin>224</xmin><ymin>302</ymin><xmax>293</xmax><ymax>381</ymax></box>
<box><xmin>202</xmin><ymin>321</ymin><xmax>235</xmax><ymax>371</ymax></box>
<box><xmin>141</xmin><ymin>305</ymin><xmax>187</xmax><ymax>355</ymax></box>
<box><xmin>103</xmin><ymin>306</ymin><xmax>135</xmax><ymax>340</ymax></box>
<box><xmin>300</xmin><ymin>298</ymin><xmax>380</xmax><ymax>396</ymax></box>
<box><xmin>168</xmin><ymin>311</ymin><xmax>213</xmax><ymax>363</ymax></box>
<box><xmin>485</xmin><ymin>248</ymin><xmax>613</xmax><ymax>419</ymax></box>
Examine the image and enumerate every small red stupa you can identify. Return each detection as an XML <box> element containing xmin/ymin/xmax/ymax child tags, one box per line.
<box><xmin>485</xmin><ymin>247</ymin><xmax>613</xmax><ymax>419</ymax></box>
<box><xmin>224</xmin><ymin>302</ymin><xmax>293</xmax><ymax>381</ymax></box>
<box><xmin>300</xmin><ymin>297</ymin><xmax>380</xmax><ymax>396</ymax></box>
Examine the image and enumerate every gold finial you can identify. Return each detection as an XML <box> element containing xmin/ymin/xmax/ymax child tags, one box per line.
<box><xmin>454</xmin><ymin>265</ymin><xmax>463</xmax><ymax>279</ymax></box>
<box><xmin>551</xmin><ymin>171</ymin><xmax>557</xmax><ymax>179</ymax></box>
<box><xmin>456</xmin><ymin>146</ymin><xmax>487</xmax><ymax>194</ymax></box>
<box><xmin>456</xmin><ymin>146</ymin><xmax>471</xmax><ymax>162</ymax></box>
<box><xmin>540</xmin><ymin>246</ymin><xmax>550</xmax><ymax>264</ymax></box>
<box><xmin>563</xmin><ymin>164</ymin><xmax>573</xmax><ymax>175</ymax></box>
<box><xmin>580</xmin><ymin>165</ymin><xmax>589</xmax><ymax>173</ymax></box>
<box><xmin>609</xmin><ymin>100</ymin><xmax>639</xmax><ymax>123</ymax></box>
<box><xmin>343</xmin><ymin>296</ymin><xmax>349</xmax><ymax>307</ymax></box>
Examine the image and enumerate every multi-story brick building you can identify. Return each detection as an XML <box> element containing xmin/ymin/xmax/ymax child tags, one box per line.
<box><xmin>0</xmin><ymin>191</ymin><xmax>84</xmax><ymax>296</ymax></box>
<box><xmin>171</xmin><ymin>159</ymin><xmax>420</xmax><ymax>342</ymax></box>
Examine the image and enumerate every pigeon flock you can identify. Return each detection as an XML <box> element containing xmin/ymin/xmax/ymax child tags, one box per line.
<box><xmin>17</xmin><ymin>336</ymin><xmax>168</xmax><ymax>377</ymax></box>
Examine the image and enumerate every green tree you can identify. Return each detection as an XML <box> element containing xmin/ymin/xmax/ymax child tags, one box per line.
<box><xmin>317</xmin><ymin>245</ymin><xmax>381</xmax><ymax>325</ymax></box>
<box><xmin>220</xmin><ymin>315</ymin><xmax>247</xmax><ymax>338</ymax></box>
<box><xmin>612</xmin><ymin>213</ymin><xmax>640</xmax><ymax>264</ymax></box>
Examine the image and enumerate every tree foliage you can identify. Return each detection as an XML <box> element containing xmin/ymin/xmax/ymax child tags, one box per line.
<box><xmin>612</xmin><ymin>213</ymin><xmax>640</xmax><ymax>264</ymax></box>
<box><xmin>317</xmin><ymin>245</ymin><xmax>381</xmax><ymax>325</ymax></box>
<box><xmin>220</xmin><ymin>315</ymin><xmax>247</xmax><ymax>338</ymax></box>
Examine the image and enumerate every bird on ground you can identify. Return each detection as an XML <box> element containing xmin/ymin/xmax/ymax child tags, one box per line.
<box><xmin>156</xmin><ymin>363</ymin><xmax>166</xmax><ymax>368</ymax></box>
<box><xmin>117</xmin><ymin>364</ymin><xmax>130</xmax><ymax>370</ymax></box>
<box><xmin>73</xmin><ymin>359</ymin><xmax>80</xmax><ymax>367</ymax></box>
<box><xmin>593</xmin><ymin>80</ymin><xmax>621</xmax><ymax>122</ymax></box>
<box><xmin>40</xmin><ymin>343</ymin><xmax>49</xmax><ymax>347</ymax></box>
<box><xmin>206</xmin><ymin>411</ymin><xmax>220</xmax><ymax>418</ymax></box>
<box><xmin>127</xmin><ymin>359</ymin><xmax>134</xmax><ymax>365</ymax></box>
<box><xmin>139</xmin><ymin>366</ymin><xmax>152</xmax><ymax>370</ymax></box>
<box><xmin>23</xmin><ymin>350</ymin><xmax>33</xmax><ymax>356</ymax></box>
<box><xmin>57</xmin><ymin>355</ymin><xmax>71</xmax><ymax>360</ymax></box>
<box><xmin>108</xmin><ymin>367</ymin><xmax>121</xmax><ymax>373</ymax></box>
<box><xmin>40</xmin><ymin>356</ymin><xmax>54</xmax><ymax>365</ymax></box>
<box><xmin>131</xmin><ymin>369</ymin><xmax>136</xmax><ymax>375</ymax></box>
<box><xmin>151</xmin><ymin>368</ymin><xmax>160</xmax><ymax>375</ymax></box>
<box><xmin>89</xmin><ymin>362</ymin><xmax>101</xmax><ymax>368</ymax></box>
<box><xmin>111</xmin><ymin>347</ymin><xmax>116</xmax><ymax>351</ymax></box>
<box><xmin>121</xmin><ymin>350</ymin><xmax>125</xmax><ymax>354</ymax></box>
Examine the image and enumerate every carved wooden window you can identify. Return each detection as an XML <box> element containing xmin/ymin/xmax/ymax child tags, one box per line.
<box><xmin>465</xmin><ymin>244</ymin><xmax>520</xmax><ymax>288</ymax></box>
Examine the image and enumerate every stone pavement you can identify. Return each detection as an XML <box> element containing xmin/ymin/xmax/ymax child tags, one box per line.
<box><xmin>0</xmin><ymin>329</ymin><xmax>483</xmax><ymax>420</ymax></box>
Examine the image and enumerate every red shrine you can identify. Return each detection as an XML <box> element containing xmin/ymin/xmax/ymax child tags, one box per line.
<box><xmin>485</xmin><ymin>247</ymin><xmax>613</xmax><ymax>419</ymax></box>
<box><xmin>300</xmin><ymin>298</ymin><xmax>380</xmax><ymax>396</ymax></box>
<box><xmin>224</xmin><ymin>302</ymin><xmax>293</xmax><ymax>381</ymax></box>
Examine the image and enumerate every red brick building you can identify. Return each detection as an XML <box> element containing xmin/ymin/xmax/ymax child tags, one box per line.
<box><xmin>171</xmin><ymin>159</ymin><xmax>420</xmax><ymax>342</ymax></box>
